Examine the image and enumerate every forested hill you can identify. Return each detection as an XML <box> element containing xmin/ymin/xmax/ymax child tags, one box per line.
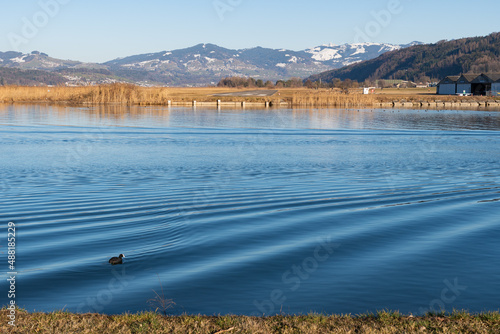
<box><xmin>307</xmin><ymin>33</ymin><xmax>500</xmax><ymax>83</ymax></box>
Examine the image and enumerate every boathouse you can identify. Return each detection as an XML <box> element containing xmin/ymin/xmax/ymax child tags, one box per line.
<box><xmin>437</xmin><ymin>76</ymin><xmax>459</xmax><ymax>95</ymax></box>
<box><xmin>491</xmin><ymin>74</ymin><xmax>500</xmax><ymax>95</ymax></box>
<box><xmin>437</xmin><ymin>73</ymin><xmax>500</xmax><ymax>96</ymax></box>
<box><xmin>456</xmin><ymin>74</ymin><xmax>476</xmax><ymax>95</ymax></box>
<box><xmin>471</xmin><ymin>74</ymin><xmax>492</xmax><ymax>96</ymax></box>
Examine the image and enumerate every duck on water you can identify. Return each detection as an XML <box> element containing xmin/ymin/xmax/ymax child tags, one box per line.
<box><xmin>109</xmin><ymin>254</ymin><xmax>125</xmax><ymax>265</ymax></box>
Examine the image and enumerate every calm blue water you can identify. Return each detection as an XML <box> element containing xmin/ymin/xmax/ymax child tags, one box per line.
<box><xmin>1</xmin><ymin>104</ymin><xmax>500</xmax><ymax>316</ymax></box>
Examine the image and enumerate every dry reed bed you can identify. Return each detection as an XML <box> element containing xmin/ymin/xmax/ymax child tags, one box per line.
<box><xmin>0</xmin><ymin>85</ymin><xmax>375</xmax><ymax>107</ymax></box>
<box><xmin>0</xmin><ymin>85</ymin><xmax>171</xmax><ymax>105</ymax></box>
<box><xmin>1</xmin><ymin>85</ymin><xmax>498</xmax><ymax>108</ymax></box>
<box><xmin>2</xmin><ymin>309</ymin><xmax>500</xmax><ymax>334</ymax></box>
<box><xmin>290</xmin><ymin>91</ymin><xmax>375</xmax><ymax>107</ymax></box>
<box><xmin>0</xmin><ymin>85</ymin><xmax>272</xmax><ymax>105</ymax></box>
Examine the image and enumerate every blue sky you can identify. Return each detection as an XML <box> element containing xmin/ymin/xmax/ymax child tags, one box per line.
<box><xmin>0</xmin><ymin>0</ymin><xmax>499</xmax><ymax>63</ymax></box>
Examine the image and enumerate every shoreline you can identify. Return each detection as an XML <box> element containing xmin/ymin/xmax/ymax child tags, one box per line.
<box><xmin>2</xmin><ymin>100</ymin><xmax>500</xmax><ymax>111</ymax></box>
<box><xmin>2</xmin><ymin>309</ymin><xmax>499</xmax><ymax>333</ymax></box>
<box><xmin>1</xmin><ymin>85</ymin><xmax>499</xmax><ymax>110</ymax></box>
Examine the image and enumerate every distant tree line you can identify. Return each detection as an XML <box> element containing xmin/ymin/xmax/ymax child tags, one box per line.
<box><xmin>217</xmin><ymin>77</ymin><xmax>275</xmax><ymax>88</ymax></box>
<box><xmin>217</xmin><ymin>76</ymin><xmax>406</xmax><ymax>90</ymax></box>
<box><xmin>217</xmin><ymin>76</ymin><xmax>367</xmax><ymax>89</ymax></box>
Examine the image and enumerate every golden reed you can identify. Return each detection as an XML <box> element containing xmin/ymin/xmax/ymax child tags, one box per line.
<box><xmin>290</xmin><ymin>90</ymin><xmax>375</xmax><ymax>107</ymax></box>
<box><xmin>0</xmin><ymin>84</ymin><xmax>170</xmax><ymax>105</ymax></box>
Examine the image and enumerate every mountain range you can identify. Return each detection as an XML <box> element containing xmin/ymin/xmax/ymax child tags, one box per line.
<box><xmin>0</xmin><ymin>42</ymin><xmax>420</xmax><ymax>86</ymax></box>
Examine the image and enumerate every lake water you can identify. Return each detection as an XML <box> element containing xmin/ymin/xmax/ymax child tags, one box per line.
<box><xmin>1</xmin><ymin>104</ymin><xmax>500</xmax><ymax>316</ymax></box>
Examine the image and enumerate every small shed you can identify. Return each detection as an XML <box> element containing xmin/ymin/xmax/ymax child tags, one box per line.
<box><xmin>456</xmin><ymin>74</ymin><xmax>477</xmax><ymax>95</ymax></box>
<box><xmin>437</xmin><ymin>76</ymin><xmax>459</xmax><ymax>95</ymax></box>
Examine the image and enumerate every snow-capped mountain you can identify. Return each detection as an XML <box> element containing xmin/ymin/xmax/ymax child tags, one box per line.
<box><xmin>305</xmin><ymin>43</ymin><xmax>402</xmax><ymax>64</ymax></box>
<box><xmin>107</xmin><ymin>43</ymin><xmax>414</xmax><ymax>73</ymax></box>
<box><xmin>0</xmin><ymin>42</ymin><xmax>421</xmax><ymax>86</ymax></box>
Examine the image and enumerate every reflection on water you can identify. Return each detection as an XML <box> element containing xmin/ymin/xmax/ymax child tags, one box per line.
<box><xmin>1</xmin><ymin>103</ymin><xmax>500</xmax><ymax>131</ymax></box>
<box><xmin>1</xmin><ymin>104</ymin><xmax>500</xmax><ymax>315</ymax></box>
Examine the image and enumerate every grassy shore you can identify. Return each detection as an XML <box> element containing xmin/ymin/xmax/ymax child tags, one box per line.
<box><xmin>2</xmin><ymin>309</ymin><xmax>500</xmax><ymax>333</ymax></box>
<box><xmin>1</xmin><ymin>85</ymin><xmax>499</xmax><ymax>108</ymax></box>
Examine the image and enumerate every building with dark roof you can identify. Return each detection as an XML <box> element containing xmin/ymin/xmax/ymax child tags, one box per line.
<box><xmin>456</xmin><ymin>74</ymin><xmax>476</xmax><ymax>95</ymax></box>
<box><xmin>437</xmin><ymin>73</ymin><xmax>500</xmax><ymax>95</ymax></box>
<box><xmin>471</xmin><ymin>74</ymin><xmax>493</xmax><ymax>95</ymax></box>
<box><xmin>437</xmin><ymin>76</ymin><xmax>459</xmax><ymax>95</ymax></box>
<box><xmin>489</xmin><ymin>74</ymin><xmax>500</xmax><ymax>96</ymax></box>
